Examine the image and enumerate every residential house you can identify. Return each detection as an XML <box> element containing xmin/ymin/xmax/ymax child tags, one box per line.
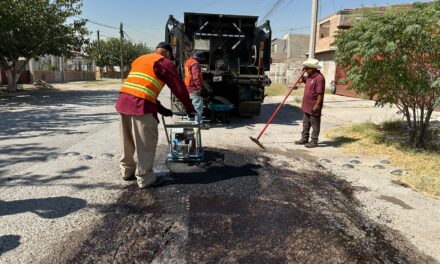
<box><xmin>314</xmin><ymin>4</ymin><xmax>412</xmax><ymax>97</ymax></box>
<box><xmin>1</xmin><ymin>54</ymin><xmax>96</xmax><ymax>86</ymax></box>
<box><xmin>269</xmin><ymin>34</ymin><xmax>309</xmax><ymax>84</ymax></box>
<box><xmin>30</xmin><ymin>53</ymin><xmax>96</xmax><ymax>83</ymax></box>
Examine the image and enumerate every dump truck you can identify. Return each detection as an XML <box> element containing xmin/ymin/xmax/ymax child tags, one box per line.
<box><xmin>165</xmin><ymin>12</ymin><xmax>272</xmax><ymax>117</ymax></box>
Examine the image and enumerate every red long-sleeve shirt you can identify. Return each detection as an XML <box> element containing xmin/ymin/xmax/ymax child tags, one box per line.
<box><xmin>115</xmin><ymin>56</ymin><xmax>195</xmax><ymax>120</ymax></box>
<box><xmin>187</xmin><ymin>61</ymin><xmax>203</xmax><ymax>93</ymax></box>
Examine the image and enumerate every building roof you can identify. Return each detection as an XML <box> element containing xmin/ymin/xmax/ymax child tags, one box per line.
<box><xmin>318</xmin><ymin>3</ymin><xmax>413</xmax><ymax>23</ymax></box>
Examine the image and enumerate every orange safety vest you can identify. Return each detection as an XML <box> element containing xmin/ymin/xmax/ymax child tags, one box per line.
<box><xmin>120</xmin><ymin>53</ymin><xmax>165</xmax><ymax>103</ymax></box>
<box><xmin>184</xmin><ymin>57</ymin><xmax>203</xmax><ymax>87</ymax></box>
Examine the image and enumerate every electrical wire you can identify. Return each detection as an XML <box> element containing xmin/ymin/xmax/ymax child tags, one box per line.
<box><xmin>194</xmin><ymin>0</ymin><xmax>218</xmax><ymax>12</ymax></box>
<box><xmin>124</xmin><ymin>23</ymin><xmax>160</xmax><ymax>31</ymax></box>
<box><xmin>331</xmin><ymin>0</ymin><xmax>337</xmax><ymax>13</ymax></box>
<box><xmin>75</xmin><ymin>15</ymin><xmax>118</xmax><ymax>30</ymax></box>
<box><xmin>288</xmin><ymin>26</ymin><xmax>310</xmax><ymax>31</ymax></box>
<box><xmin>124</xmin><ymin>32</ymin><xmax>133</xmax><ymax>41</ymax></box>
<box><xmin>260</xmin><ymin>0</ymin><xmax>285</xmax><ymax>22</ymax></box>
<box><xmin>100</xmin><ymin>34</ymin><xmax>115</xmax><ymax>39</ymax></box>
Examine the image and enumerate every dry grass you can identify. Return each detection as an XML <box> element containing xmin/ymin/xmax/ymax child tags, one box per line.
<box><xmin>326</xmin><ymin>121</ymin><xmax>440</xmax><ymax>199</ymax></box>
<box><xmin>265</xmin><ymin>83</ymin><xmax>333</xmax><ymax>98</ymax></box>
<box><xmin>265</xmin><ymin>83</ymin><xmax>305</xmax><ymax>97</ymax></box>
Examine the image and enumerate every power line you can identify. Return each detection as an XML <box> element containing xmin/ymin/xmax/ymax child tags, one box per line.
<box><xmin>274</xmin><ymin>25</ymin><xmax>310</xmax><ymax>33</ymax></box>
<box><xmin>195</xmin><ymin>0</ymin><xmax>218</xmax><ymax>12</ymax></box>
<box><xmin>100</xmin><ymin>34</ymin><xmax>115</xmax><ymax>38</ymax></box>
<box><xmin>124</xmin><ymin>32</ymin><xmax>133</xmax><ymax>42</ymax></box>
<box><xmin>124</xmin><ymin>23</ymin><xmax>160</xmax><ymax>31</ymax></box>
<box><xmin>261</xmin><ymin>0</ymin><xmax>285</xmax><ymax>22</ymax></box>
<box><xmin>75</xmin><ymin>15</ymin><xmax>118</xmax><ymax>30</ymax></box>
<box><xmin>331</xmin><ymin>0</ymin><xmax>337</xmax><ymax>13</ymax></box>
<box><xmin>288</xmin><ymin>26</ymin><xmax>310</xmax><ymax>31</ymax></box>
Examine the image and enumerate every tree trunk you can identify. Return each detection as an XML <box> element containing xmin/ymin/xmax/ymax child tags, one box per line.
<box><xmin>410</xmin><ymin>105</ymin><xmax>418</xmax><ymax>146</ymax></box>
<box><xmin>401</xmin><ymin>104</ymin><xmax>416</xmax><ymax>145</ymax></box>
<box><xmin>6</xmin><ymin>68</ymin><xmax>17</xmax><ymax>93</ymax></box>
<box><xmin>415</xmin><ymin>108</ymin><xmax>434</xmax><ymax>148</ymax></box>
<box><xmin>6</xmin><ymin>59</ymin><xmax>27</xmax><ymax>93</ymax></box>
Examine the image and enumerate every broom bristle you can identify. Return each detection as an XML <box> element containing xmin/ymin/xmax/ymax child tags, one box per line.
<box><xmin>249</xmin><ymin>136</ymin><xmax>265</xmax><ymax>149</ymax></box>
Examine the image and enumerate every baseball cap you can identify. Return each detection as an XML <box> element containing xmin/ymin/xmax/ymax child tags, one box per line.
<box><xmin>193</xmin><ymin>51</ymin><xmax>203</xmax><ymax>59</ymax></box>
<box><xmin>156</xmin><ymin>42</ymin><xmax>175</xmax><ymax>60</ymax></box>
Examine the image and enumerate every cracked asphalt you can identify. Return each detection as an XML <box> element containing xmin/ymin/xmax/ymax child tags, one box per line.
<box><xmin>1</xmin><ymin>86</ymin><xmax>437</xmax><ymax>264</ymax></box>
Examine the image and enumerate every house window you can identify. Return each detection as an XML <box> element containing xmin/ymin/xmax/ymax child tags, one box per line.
<box><xmin>319</xmin><ymin>21</ymin><xmax>330</xmax><ymax>38</ymax></box>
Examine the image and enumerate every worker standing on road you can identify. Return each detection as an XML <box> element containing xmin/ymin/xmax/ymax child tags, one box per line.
<box><xmin>184</xmin><ymin>51</ymin><xmax>204</xmax><ymax>125</ymax></box>
<box><xmin>294</xmin><ymin>58</ymin><xmax>325</xmax><ymax>148</ymax></box>
<box><xmin>115</xmin><ymin>42</ymin><xmax>196</xmax><ymax>189</ymax></box>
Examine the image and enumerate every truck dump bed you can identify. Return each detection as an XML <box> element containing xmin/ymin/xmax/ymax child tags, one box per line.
<box><xmin>166</xmin><ymin>12</ymin><xmax>271</xmax><ymax>116</ymax></box>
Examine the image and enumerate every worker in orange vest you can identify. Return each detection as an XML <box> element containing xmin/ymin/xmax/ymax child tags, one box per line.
<box><xmin>184</xmin><ymin>51</ymin><xmax>204</xmax><ymax>125</ymax></box>
<box><xmin>115</xmin><ymin>42</ymin><xmax>195</xmax><ymax>189</ymax></box>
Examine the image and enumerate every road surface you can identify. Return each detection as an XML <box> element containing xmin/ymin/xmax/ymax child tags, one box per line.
<box><xmin>0</xmin><ymin>85</ymin><xmax>437</xmax><ymax>263</ymax></box>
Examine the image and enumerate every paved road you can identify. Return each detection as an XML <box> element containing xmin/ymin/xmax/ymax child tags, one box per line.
<box><xmin>0</xmin><ymin>86</ymin><xmax>436</xmax><ymax>263</ymax></box>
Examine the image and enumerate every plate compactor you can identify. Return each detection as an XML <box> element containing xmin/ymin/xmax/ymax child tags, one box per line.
<box><xmin>162</xmin><ymin>116</ymin><xmax>204</xmax><ymax>162</ymax></box>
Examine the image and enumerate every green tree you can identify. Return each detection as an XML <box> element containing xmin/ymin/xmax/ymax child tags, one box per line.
<box><xmin>334</xmin><ymin>1</ymin><xmax>440</xmax><ymax>148</ymax></box>
<box><xmin>0</xmin><ymin>0</ymin><xmax>88</xmax><ymax>92</ymax></box>
<box><xmin>86</xmin><ymin>38</ymin><xmax>151</xmax><ymax>71</ymax></box>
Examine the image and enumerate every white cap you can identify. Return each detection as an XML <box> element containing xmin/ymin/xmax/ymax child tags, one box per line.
<box><xmin>302</xmin><ymin>58</ymin><xmax>322</xmax><ymax>70</ymax></box>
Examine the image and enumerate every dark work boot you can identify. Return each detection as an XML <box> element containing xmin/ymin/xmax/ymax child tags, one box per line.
<box><xmin>294</xmin><ymin>139</ymin><xmax>308</xmax><ymax>145</ymax></box>
<box><xmin>305</xmin><ymin>141</ymin><xmax>318</xmax><ymax>148</ymax></box>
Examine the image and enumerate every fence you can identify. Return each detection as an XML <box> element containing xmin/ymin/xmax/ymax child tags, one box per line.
<box><xmin>30</xmin><ymin>55</ymin><xmax>96</xmax><ymax>83</ymax></box>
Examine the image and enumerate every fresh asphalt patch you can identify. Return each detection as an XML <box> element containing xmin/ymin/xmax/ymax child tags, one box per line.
<box><xmin>44</xmin><ymin>147</ymin><xmax>435</xmax><ymax>264</ymax></box>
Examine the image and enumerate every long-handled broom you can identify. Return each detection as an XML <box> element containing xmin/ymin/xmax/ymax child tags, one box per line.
<box><xmin>250</xmin><ymin>70</ymin><xmax>305</xmax><ymax>149</ymax></box>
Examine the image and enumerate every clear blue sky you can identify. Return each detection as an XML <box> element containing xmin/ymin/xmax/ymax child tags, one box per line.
<box><xmin>80</xmin><ymin>0</ymin><xmax>432</xmax><ymax>47</ymax></box>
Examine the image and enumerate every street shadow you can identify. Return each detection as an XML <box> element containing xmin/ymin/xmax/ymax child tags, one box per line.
<box><xmin>319</xmin><ymin>136</ymin><xmax>359</xmax><ymax>147</ymax></box>
<box><xmin>1</xmin><ymin>164</ymin><xmax>121</xmax><ymax>192</ymax></box>
<box><xmin>0</xmin><ymin>196</ymin><xmax>87</xmax><ymax>219</ymax></box>
<box><xmin>0</xmin><ymin>89</ymin><xmax>118</xmax><ymax>108</ymax></box>
<box><xmin>0</xmin><ymin>235</ymin><xmax>20</xmax><ymax>256</ymax></box>
<box><xmin>0</xmin><ymin>163</ymin><xmax>90</xmax><ymax>186</ymax></box>
<box><xmin>207</xmin><ymin>103</ymin><xmax>303</xmax><ymax>129</ymax></box>
<box><xmin>0</xmin><ymin>89</ymin><xmax>118</xmax><ymax>140</ymax></box>
<box><xmin>0</xmin><ymin>143</ymin><xmax>58</xmax><ymax>174</ymax></box>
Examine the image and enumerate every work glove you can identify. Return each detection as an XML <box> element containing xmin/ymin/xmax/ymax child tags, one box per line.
<box><xmin>161</xmin><ymin>108</ymin><xmax>173</xmax><ymax>117</ymax></box>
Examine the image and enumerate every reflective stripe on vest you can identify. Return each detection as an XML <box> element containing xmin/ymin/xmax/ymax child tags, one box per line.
<box><xmin>184</xmin><ymin>58</ymin><xmax>198</xmax><ymax>87</ymax></box>
<box><xmin>120</xmin><ymin>53</ymin><xmax>165</xmax><ymax>102</ymax></box>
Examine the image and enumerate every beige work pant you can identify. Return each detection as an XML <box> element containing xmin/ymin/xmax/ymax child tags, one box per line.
<box><xmin>119</xmin><ymin>113</ymin><xmax>158</xmax><ymax>187</ymax></box>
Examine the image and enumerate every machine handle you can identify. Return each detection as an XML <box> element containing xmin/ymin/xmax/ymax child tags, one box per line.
<box><xmin>161</xmin><ymin>115</ymin><xmax>171</xmax><ymax>146</ymax></box>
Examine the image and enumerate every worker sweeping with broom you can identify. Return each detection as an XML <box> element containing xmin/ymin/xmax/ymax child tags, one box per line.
<box><xmin>295</xmin><ymin>58</ymin><xmax>325</xmax><ymax>148</ymax></box>
<box><xmin>250</xmin><ymin>58</ymin><xmax>325</xmax><ymax>148</ymax></box>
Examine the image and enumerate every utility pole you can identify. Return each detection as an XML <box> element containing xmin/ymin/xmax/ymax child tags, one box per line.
<box><xmin>308</xmin><ymin>0</ymin><xmax>319</xmax><ymax>59</ymax></box>
<box><xmin>119</xmin><ymin>22</ymin><xmax>124</xmax><ymax>82</ymax></box>
<box><xmin>97</xmin><ymin>30</ymin><xmax>101</xmax><ymax>79</ymax></box>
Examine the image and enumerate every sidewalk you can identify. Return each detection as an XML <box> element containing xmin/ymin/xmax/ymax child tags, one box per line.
<box><xmin>260</xmin><ymin>94</ymin><xmax>440</xmax><ymax>261</ymax></box>
<box><xmin>277</xmin><ymin>94</ymin><xmax>440</xmax><ymax>127</ymax></box>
